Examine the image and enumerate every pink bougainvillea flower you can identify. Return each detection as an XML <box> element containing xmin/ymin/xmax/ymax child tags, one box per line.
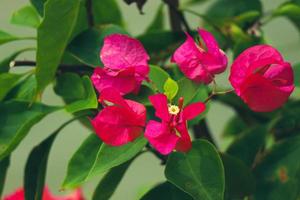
<box><xmin>229</xmin><ymin>44</ymin><xmax>294</xmax><ymax>112</ymax></box>
<box><xmin>4</xmin><ymin>187</ymin><xmax>84</xmax><ymax>200</ymax></box>
<box><xmin>171</xmin><ymin>28</ymin><xmax>227</xmax><ymax>84</ymax></box>
<box><xmin>91</xmin><ymin>87</ymin><xmax>146</xmax><ymax>146</ymax></box>
<box><xmin>145</xmin><ymin>94</ymin><xmax>206</xmax><ymax>155</ymax></box>
<box><xmin>91</xmin><ymin>34</ymin><xmax>150</xmax><ymax>95</ymax></box>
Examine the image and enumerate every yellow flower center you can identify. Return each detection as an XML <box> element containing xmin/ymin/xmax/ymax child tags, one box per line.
<box><xmin>168</xmin><ymin>105</ymin><xmax>180</xmax><ymax>115</ymax></box>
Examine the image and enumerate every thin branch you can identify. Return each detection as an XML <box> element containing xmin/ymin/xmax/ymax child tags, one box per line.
<box><xmin>204</xmin><ymin>89</ymin><xmax>234</xmax><ymax>104</ymax></box>
<box><xmin>86</xmin><ymin>0</ymin><xmax>94</xmax><ymax>27</ymax></box>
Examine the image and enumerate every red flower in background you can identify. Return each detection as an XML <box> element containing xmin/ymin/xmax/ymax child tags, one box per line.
<box><xmin>145</xmin><ymin>94</ymin><xmax>205</xmax><ymax>155</ymax></box>
<box><xmin>4</xmin><ymin>187</ymin><xmax>84</xmax><ymax>200</ymax></box>
<box><xmin>229</xmin><ymin>45</ymin><xmax>294</xmax><ymax>112</ymax></box>
<box><xmin>91</xmin><ymin>87</ymin><xmax>146</xmax><ymax>146</ymax></box>
<box><xmin>172</xmin><ymin>28</ymin><xmax>227</xmax><ymax>84</ymax></box>
<box><xmin>91</xmin><ymin>34</ymin><xmax>150</xmax><ymax>95</ymax></box>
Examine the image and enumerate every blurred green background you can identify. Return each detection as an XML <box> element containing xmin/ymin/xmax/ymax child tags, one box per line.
<box><xmin>1</xmin><ymin>0</ymin><xmax>299</xmax><ymax>199</ymax></box>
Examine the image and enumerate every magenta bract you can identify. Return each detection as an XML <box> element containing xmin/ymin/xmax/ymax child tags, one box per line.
<box><xmin>145</xmin><ymin>94</ymin><xmax>206</xmax><ymax>155</ymax></box>
<box><xmin>229</xmin><ymin>45</ymin><xmax>294</xmax><ymax>112</ymax></box>
<box><xmin>91</xmin><ymin>88</ymin><xmax>146</xmax><ymax>146</ymax></box>
<box><xmin>171</xmin><ymin>28</ymin><xmax>227</xmax><ymax>84</ymax></box>
<box><xmin>92</xmin><ymin>34</ymin><xmax>150</xmax><ymax>95</ymax></box>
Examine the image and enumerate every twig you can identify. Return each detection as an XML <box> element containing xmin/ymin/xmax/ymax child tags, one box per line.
<box><xmin>86</xmin><ymin>0</ymin><xmax>94</xmax><ymax>27</ymax></box>
<box><xmin>204</xmin><ymin>89</ymin><xmax>234</xmax><ymax>104</ymax></box>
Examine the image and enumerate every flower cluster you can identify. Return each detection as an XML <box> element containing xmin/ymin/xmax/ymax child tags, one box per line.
<box><xmin>91</xmin><ymin>30</ymin><xmax>294</xmax><ymax>155</ymax></box>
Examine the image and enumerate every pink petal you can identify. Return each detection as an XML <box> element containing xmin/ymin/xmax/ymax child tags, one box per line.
<box><xmin>229</xmin><ymin>44</ymin><xmax>284</xmax><ymax>95</ymax></box>
<box><xmin>100</xmin><ymin>34</ymin><xmax>150</xmax><ymax>70</ymax></box>
<box><xmin>145</xmin><ymin>120</ymin><xmax>179</xmax><ymax>155</ymax></box>
<box><xmin>149</xmin><ymin>94</ymin><xmax>171</xmax><ymax>121</ymax></box>
<box><xmin>240</xmin><ymin>74</ymin><xmax>293</xmax><ymax>112</ymax></box>
<box><xmin>125</xmin><ymin>99</ymin><xmax>147</xmax><ymax>127</ymax></box>
<box><xmin>91</xmin><ymin>67</ymin><xmax>137</xmax><ymax>95</ymax></box>
<box><xmin>4</xmin><ymin>188</ymin><xmax>24</xmax><ymax>200</ymax></box>
<box><xmin>183</xmin><ymin>102</ymin><xmax>206</xmax><ymax>120</ymax></box>
<box><xmin>175</xmin><ymin>123</ymin><xmax>192</xmax><ymax>152</ymax></box>
<box><xmin>98</xmin><ymin>87</ymin><xmax>129</xmax><ymax>109</ymax></box>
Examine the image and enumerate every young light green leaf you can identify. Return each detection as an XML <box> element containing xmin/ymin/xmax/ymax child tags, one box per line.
<box><xmin>254</xmin><ymin>135</ymin><xmax>300</xmax><ymax>200</ymax></box>
<box><xmin>24</xmin><ymin>117</ymin><xmax>78</xmax><ymax>200</ymax></box>
<box><xmin>165</xmin><ymin>140</ymin><xmax>225</xmax><ymax>200</ymax></box>
<box><xmin>93</xmin><ymin>0</ymin><xmax>122</xmax><ymax>25</ymax></box>
<box><xmin>163</xmin><ymin>78</ymin><xmax>179</xmax><ymax>101</ymax></box>
<box><xmin>0</xmin><ymin>73</ymin><xmax>25</xmax><ymax>101</ymax></box>
<box><xmin>11</xmin><ymin>5</ymin><xmax>40</xmax><ymax>28</ymax></box>
<box><xmin>35</xmin><ymin>0</ymin><xmax>81</xmax><ymax>93</ymax></box>
<box><xmin>148</xmin><ymin>65</ymin><xmax>170</xmax><ymax>92</ymax></box>
<box><xmin>145</xmin><ymin>4</ymin><xmax>164</xmax><ymax>33</ymax></box>
<box><xmin>140</xmin><ymin>182</ymin><xmax>193</xmax><ymax>200</ymax></box>
<box><xmin>0</xmin><ymin>30</ymin><xmax>19</xmax><ymax>46</ymax></box>
<box><xmin>0</xmin><ymin>101</ymin><xmax>59</xmax><ymax>160</ymax></box>
<box><xmin>62</xmin><ymin>135</ymin><xmax>146</xmax><ymax>189</ymax></box>
<box><xmin>0</xmin><ymin>157</ymin><xmax>10</xmax><ymax>198</ymax></box>
<box><xmin>92</xmin><ymin>161</ymin><xmax>132</xmax><ymax>200</ymax></box>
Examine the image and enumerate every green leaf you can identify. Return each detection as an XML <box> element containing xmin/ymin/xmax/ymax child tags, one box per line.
<box><xmin>92</xmin><ymin>161</ymin><xmax>132</xmax><ymax>200</ymax></box>
<box><xmin>140</xmin><ymin>182</ymin><xmax>193</xmax><ymax>200</ymax></box>
<box><xmin>164</xmin><ymin>78</ymin><xmax>179</xmax><ymax>101</ymax></box>
<box><xmin>30</xmin><ymin>0</ymin><xmax>47</xmax><ymax>16</ymax></box>
<box><xmin>35</xmin><ymin>0</ymin><xmax>82</xmax><ymax>93</ymax></box>
<box><xmin>93</xmin><ymin>0</ymin><xmax>122</xmax><ymax>25</ymax></box>
<box><xmin>125</xmin><ymin>85</ymin><xmax>154</xmax><ymax>106</ymax></box>
<box><xmin>62</xmin><ymin>134</ymin><xmax>146</xmax><ymax>189</ymax></box>
<box><xmin>221</xmin><ymin>154</ymin><xmax>255</xmax><ymax>199</ymax></box>
<box><xmin>165</xmin><ymin>140</ymin><xmax>225</xmax><ymax>200</ymax></box>
<box><xmin>0</xmin><ymin>48</ymin><xmax>34</xmax><ymax>73</ymax></box>
<box><xmin>0</xmin><ymin>30</ymin><xmax>19</xmax><ymax>46</ymax></box>
<box><xmin>148</xmin><ymin>65</ymin><xmax>170</xmax><ymax>92</ymax></box>
<box><xmin>24</xmin><ymin>118</ymin><xmax>76</xmax><ymax>200</ymax></box>
<box><xmin>145</xmin><ymin>4</ymin><xmax>164</xmax><ymax>33</ymax></box>
<box><xmin>11</xmin><ymin>5</ymin><xmax>40</xmax><ymax>28</ymax></box>
<box><xmin>67</xmin><ymin>25</ymin><xmax>128</xmax><ymax>66</ymax></box>
<box><xmin>54</xmin><ymin>73</ymin><xmax>98</xmax><ymax>114</ymax></box>
<box><xmin>175</xmin><ymin>77</ymin><xmax>200</xmax><ymax>106</ymax></box>
<box><xmin>294</xmin><ymin>63</ymin><xmax>300</xmax><ymax>87</ymax></box>
<box><xmin>0</xmin><ymin>101</ymin><xmax>59</xmax><ymax>160</ymax></box>
<box><xmin>273</xmin><ymin>2</ymin><xmax>300</xmax><ymax>31</ymax></box>
<box><xmin>226</xmin><ymin>126</ymin><xmax>267</xmax><ymax>167</ymax></box>
<box><xmin>0</xmin><ymin>73</ymin><xmax>24</xmax><ymax>101</ymax></box>
<box><xmin>0</xmin><ymin>157</ymin><xmax>10</xmax><ymax>198</ymax></box>
<box><xmin>233</xmin><ymin>10</ymin><xmax>261</xmax><ymax>26</ymax></box>
<box><xmin>253</xmin><ymin>136</ymin><xmax>300</xmax><ymax>200</ymax></box>
<box><xmin>222</xmin><ymin>115</ymin><xmax>247</xmax><ymax>137</ymax></box>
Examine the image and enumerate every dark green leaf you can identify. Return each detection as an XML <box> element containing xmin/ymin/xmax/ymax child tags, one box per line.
<box><xmin>0</xmin><ymin>73</ymin><xmax>24</xmax><ymax>101</ymax></box>
<box><xmin>0</xmin><ymin>48</ymin><xmax>34</xmax><ymax>73</ymax></box>
<box><xmin>67</xmin><ymin>25</ymin><xmax>128</xmax><ymax>66</ymax></box>
<box><xmin>125</xmin><ymin>85</ymin><xmax>154</xmax><ymax>106</ymax></box>
<box><xmin>36</xmin><ymin>0</ymin><xmax>82</xmax><ymax>93</ymax></box>
<box><xmin>226</xmin><ymin>126</ymin><xmax>267</xmax><ymax>167</ymax></box>
<box><xmin>145</xmin><ymin>4</ymin><xmax>164</xmax><ymax>33</ymax></box>
<box><xmin>140</xmin><ymin>182</ymin><xmax>193</xmax><ymax>200</ymax></box>
<box><xmin>123</xmin><ymin>0</ymin><xmax>147</xmax><ymax>14</ymax></box>
<box><xmin>147</xmin><ymin>64</ymin><xmax>170</xmax><ymax>92</ymax></box>
<box><xmin>0</xmin><ymin>101</ymin><xmax>59</xmax><ymax>160</ymax></box>
<box><xmin>221</xmin><ymin>154</ymin><xmax>255</xmax><ymax>199</ymax></box>
<box><xmin>0</xmin><ymin>30</ymin><xmax>20</xmax><ymax>46</ymax></box>
<box><xmin>175</xmin><ymin>77</ymin><xmax>200</xmax><ymax>106</ymax></box>
<box><xmin>11</xmin><ymin>5</ymin><xmax>40</xmax><ymax>28</ymax></box>
<box><xmin>30</xmin><ymin>0</ymin><xmax>47</xmax><ymax>16</ymax></box>
<box><xmin>24</xmin><ymin>118</ymin><xmax>76</xmax><ymax>200</ymax></box>
<box><xmin>222</xmin><ymin>115</ymin><xmax>247</xmax><ymax>137</ymax></box>
<box><xmin>92</xmin><ymin>161</ymin><xmax>132</xmax><ymax>200</ymax></box>
<box><xmin>165</xmin><ymin>139</ymin><xmax>225</xmax><ymax>200</ymax></box>
<box><xmin>93</xmin><ymin>0</ymin><xmax>122</xmax><ymax>25</ymax></box>
<box><xmin>0</xmin><ymin>157</ymin><xmax>10</xmax><ymax>198</ymax></box>
<box><xmin>293</xmin><ymin>63</ymin><xmax>300</xmax><ymax>87</ymax></box>
<box><xmin>254</xmin><ymin>136</ymin><xmax>300</xmax><ymax>200</ymax></box>
<box><xmin>62</xmin><ymin>135</ymin><xmax>146</xmax><ymax>189</ymax></box>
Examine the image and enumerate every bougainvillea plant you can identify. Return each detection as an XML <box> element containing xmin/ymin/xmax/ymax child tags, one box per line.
<box><xmin>1</xmin><ymin>0</ymin><xmax>300</xmax><ymax>200</ymax></box>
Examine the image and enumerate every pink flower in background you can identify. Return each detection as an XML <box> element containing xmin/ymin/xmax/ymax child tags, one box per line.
<box><xmin>91</xmin><ymin>87</ymin><xmax>146</xmax><ymax>146</ymax></box>
<box><xmin>4</xmin><ymin>187</ymin><xmax>84</xmax><ymax>200</ymax></box>
<box><xmin>172</xmin><ymin>28</ymin><xmax>227</xmax><ymax>84</ymax></box>
<box><xmin>91</xmin><ymin>34</ymin><xmax>150</xmax><ymax>95</ymax></box>
<box><xmin>145</xmin><ymin>94</ymin><xmax>206</xmax><ymax>155</ymax></box>
<box><xmin>229</xmin><ymin>45</ymin><xmax>294</xmax><ymax>112</ymax></box>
